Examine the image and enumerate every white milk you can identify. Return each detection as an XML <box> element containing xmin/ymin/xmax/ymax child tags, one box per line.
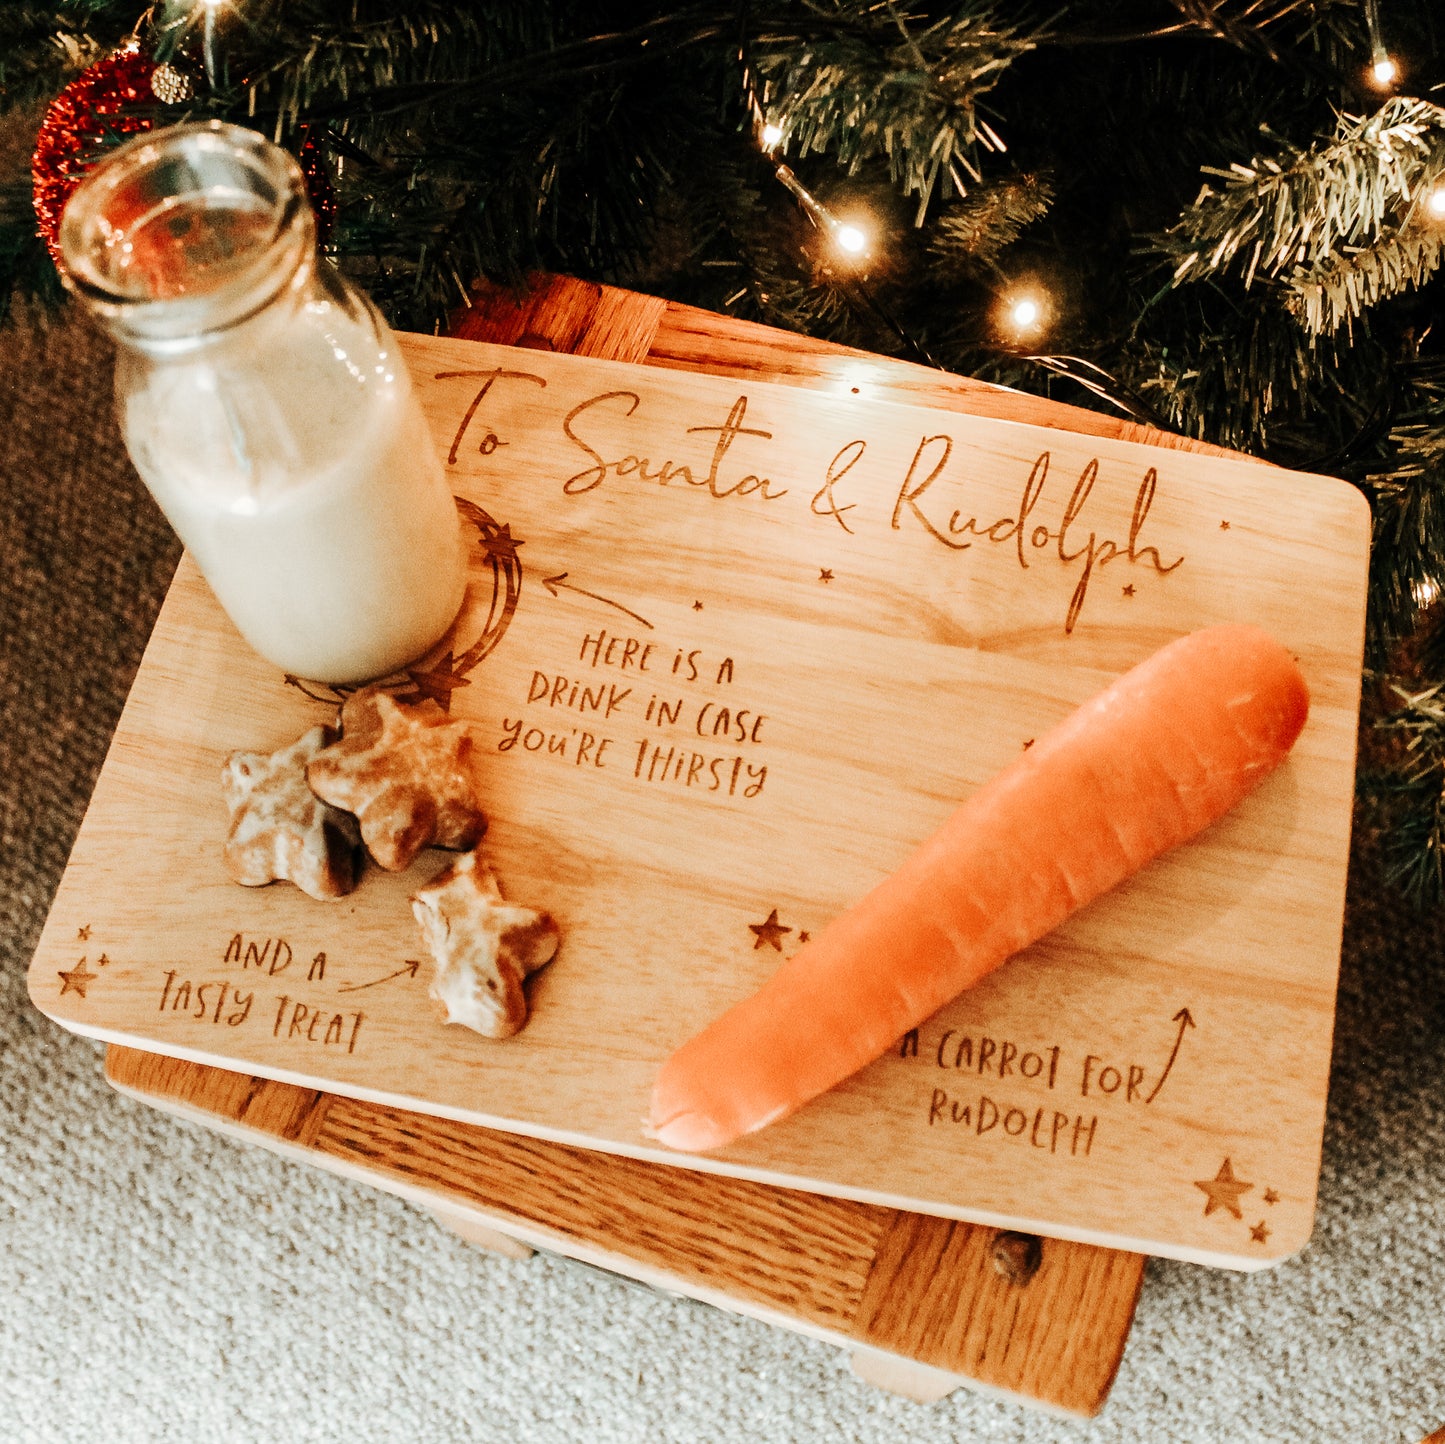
<box><xmin>117</xmin><ymin>293</ymin><xmax>467</xmax><ymax>684</ymax></box>
<box><xmin>59</xmin><ymin>121</ymin><xmax>468</xmax><ymax>686</ymax></box>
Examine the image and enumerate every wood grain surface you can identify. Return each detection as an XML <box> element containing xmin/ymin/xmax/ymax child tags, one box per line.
<box><xmin>106</xmin><ymin>1043</ymin><xmax>1143</xmax><ymax>1416</ymax></box>
<box><xmin>30</xmin><ymin>274</ymin><xmax>1369</xmax><ymax>1268</ymax></box>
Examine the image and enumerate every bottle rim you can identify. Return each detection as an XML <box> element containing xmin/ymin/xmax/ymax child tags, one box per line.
<box><xmin>58</xmin><ymin>120</ymin><xmax>313</xmax><ymax>344</ymax></box>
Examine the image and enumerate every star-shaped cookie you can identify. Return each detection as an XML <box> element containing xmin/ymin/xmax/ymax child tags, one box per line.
<box><xmin>411</xmin><ymin>849</ymin><xmax>559</xmax><ymax>1038</ymax></box>
<box><xmin>307</xmin><ymin>688</ymin><xmax>488</xmax><ymax>871</ymax></box>
<box><xmin>222</xmin><ymin>725</ymin><xmax>362</xmax><ymax>901</ymax></box>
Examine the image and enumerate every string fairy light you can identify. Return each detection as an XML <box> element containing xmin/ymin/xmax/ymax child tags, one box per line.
<box><xmin>1011</xmin><ymin>296</ymin><xmax>1040</xmax><ymax>329</ymax></box>
<box><xmin>750</xmin><ymin>89</ymin><xmax>872</xmax><ymax>266</ymax></box>
<box><xmin>733</xmin><ymin>67</ymin><xmax>1181</xmax><ymax>423</ymax></box>
<box><xmin>1427</xmin><ymin>186</ymin><xmax>1445</xmax><ymax>219</ymax></box>
<box><xmin>998</xmin><ymin>286</ymin><xmax>1049</xmax><ymax>341</ymax></box>
<box><xmin>1364</xmin><ymin>0</ymin><xmax>1397</xmax><ymax>88</ymax></box>
<box><xmin>767</xmin><ymin>144</ymin><xmax>939</xmax><ymax>363</ymax></box>
<box><xmin>738</xmin><ymin>56</ymin><xmax>1164</xmax><ymax>418</ymax></box>
<box><xmin>771</xmin><ymin>162</ymin><xmax>873</xmax><ymax>265</ymax></box>
<box><xmin>738</xmin><ymin>62</ymin><xmax>937</xmax><ymax>364</ymax></box>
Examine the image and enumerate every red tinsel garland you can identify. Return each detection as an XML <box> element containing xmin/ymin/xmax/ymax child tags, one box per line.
<box><xmin>33</xmin><ymin>48</ymin><xmax>337</xmax><ymax>265</ymax></box>
<box><xmin>31</xmin><ymin>48</ymin><xmax>158</xmax><ymax>263</ymax></box>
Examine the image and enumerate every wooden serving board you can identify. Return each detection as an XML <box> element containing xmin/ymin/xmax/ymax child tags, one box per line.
<box><xmin>30</xmin><ymin>326</ymin><xmax>1370</xmax><ymax>1268</ymax></box>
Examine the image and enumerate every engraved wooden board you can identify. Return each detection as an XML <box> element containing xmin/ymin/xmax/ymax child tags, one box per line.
<box><xmin>30</xmin><ymin>323</ymin><xmax>1370</xmax><ymax>1269</ymax></box>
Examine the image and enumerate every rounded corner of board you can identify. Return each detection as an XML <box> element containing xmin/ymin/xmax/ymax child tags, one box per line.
<box><xmin>25</xmin><ymin>959</ymin><xmax>64</xmax><ymax>1023</ymax></box>
<box><xmin>1325</xmin><ymin>473</ymin><xmax>1375</xmax><ymax>536</ymax></box>
<box><xmin>1212</xmin><ymin>1211</ymin><xmax>1318</xmax><ymax>1272</ymax></box>
<box><xmin>1258</xmin><ymin>1215</ymin><xmax>1318</xmax><ymax>1270</ymax></box>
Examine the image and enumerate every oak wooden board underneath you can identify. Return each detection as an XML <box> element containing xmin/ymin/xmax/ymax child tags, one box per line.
<box><xmin>31</xmin><ymin>325</ymin><xmax>1370</xmax><ymax>1269</ymax></box>
<box><xmin>105</xmin><ymin>1045</ymin><xmax>1145</xmax><ymax>1417</ymax></box>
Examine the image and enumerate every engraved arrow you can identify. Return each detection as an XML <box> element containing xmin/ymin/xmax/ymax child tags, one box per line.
<box><xmin>541</xmin><ymin>573</ymin><xmax>653</xmax><ymax>630</ymax></box>
<box><xmin>1145</xmin><ymin>1007</ymin><xmax>1196</xmax><ymax>1104</ymax></box>
<box><xmin>337</xmin><ymin>959</ymin><xmax>423</xmax><ymax>994</ymax></box>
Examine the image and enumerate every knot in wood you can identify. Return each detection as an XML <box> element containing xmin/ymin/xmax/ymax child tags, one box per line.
<box><xmin>991</xmin><ymin>1230</ymin><xmax>1043</xmax><ymax>1284</ymax></box>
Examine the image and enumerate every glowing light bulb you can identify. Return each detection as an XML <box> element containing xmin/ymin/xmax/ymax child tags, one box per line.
<box><xmin>761</xmin><ymin>123</ymin><xmax>784</xmax><ymax>149</ymax></box>
<box><xmin>1428</xmin><ymin>186</ymin><xmax>1445</xmax><ymax>218</ymax></box>
<box><xmin>835</xmin><ymin>225</ymin><xmax>867</xmax><ymax>255</ymax></box>
<box><xmin>1372</xmin><ymin>54</ymin><xmax>1397</xmax><ymax>84</ymax></box>
<box><xmin>998</xmin><ymin>287</ymin><xmax>1050</xmax><ymax>341</ymax></box>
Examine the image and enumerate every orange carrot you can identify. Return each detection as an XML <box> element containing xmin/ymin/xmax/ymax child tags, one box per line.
<box><xmin>649</xmin><ymin>624</ymin><xmax>1309</xmax><ymax>1153</ymax></box>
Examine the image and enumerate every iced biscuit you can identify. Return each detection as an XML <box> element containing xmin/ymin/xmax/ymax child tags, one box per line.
<box><xmin>411</xmin><ymin>849</ymin><xmax>559</xmax><ymax>1038</ymax></box>
<box><xmin>222</xmin><ymin>725</ymin><xmax>363</xmax><ymax>900</ymax></box>
<box><xmin>307</xmin><ymin>688</ymin><xmax>488</xmax><ymax>871</ymax></box>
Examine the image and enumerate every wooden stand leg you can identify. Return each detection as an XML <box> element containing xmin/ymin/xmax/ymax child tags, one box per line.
<box><xmin>426</xmin><ymin>1202</ymin><xmax>535</xmax><ymax>1260</ymax></box>
<box><xmin>848</xmin><ymin>1344</ymin><xmax>967</xmax><ymax>1403</ymax></box>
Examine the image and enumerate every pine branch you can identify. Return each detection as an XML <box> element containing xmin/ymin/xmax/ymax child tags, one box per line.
<box><xmin>1041</xmin><ymin>0</ymin><xmax>1363</xmax><ymax>53</ymax></box>
<box><xmin>1116</xmin><ymin>284</ymin><xmax>1386</xmax><ymax>459</ymax></box>
<box><xmin>0</xmin><ymin>178</ymin><xmax>63</xmax><ymax>324</ymax></box>
<box><xmin>1360</xmin><ymin>361</ymin><xmax>1445</xmax><ymax>652</ymax></box>
<box><xmin>0</xmin><ymin>2</ymin><xmax>137</xmax><ymax>112</ymax></box>
<box><xmin>1364</xmin><ymin>681</ymin><xmax>1445</xmax><ymax>908</ymax></box>
<box><xmin>1160</xmin><ymin>96</ymin><xmax>1445</xmax><ymax>333</ymax></box>
<box><xmin>1289</xmin><ymin>216</ymin><xmax>1445</xmax><ymax>334</ymax></box>
<box><xmin>1159</xmin><ymin>0</ymin><xmax>1331</xmax><ymax>59</ymax></box>
<box><xmin>925</xmin><ymin>171</ymin><xmax>1053</xmax><ymax>279</ymax></box>
<box><xmin>755</xmin><ymin>1</ymin><xmax>1040</xmax><ymax>222</ymax></box>
<box><xmin>222</xmin><ymin>4</ymin><xmax>740</xmax><ymax>133</ymax></box>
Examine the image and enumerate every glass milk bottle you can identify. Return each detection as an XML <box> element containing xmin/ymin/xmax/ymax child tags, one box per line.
<box><xmin>59</xmin><ymin>121</ymin><xmax>467</xmax><ymax>684</ymax></box>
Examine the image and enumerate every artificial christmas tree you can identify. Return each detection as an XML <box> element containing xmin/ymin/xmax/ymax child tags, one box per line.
<box><xmin>4</xmin><ymin>0</ymin><xmax>1444</xmax><ymax>895</ymax></box>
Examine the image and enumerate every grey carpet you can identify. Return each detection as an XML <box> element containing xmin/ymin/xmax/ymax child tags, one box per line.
<box><xmin>2</xmin><ymin>305</ymin><xmax>1443</xmax><ymax>1443</ymax></box>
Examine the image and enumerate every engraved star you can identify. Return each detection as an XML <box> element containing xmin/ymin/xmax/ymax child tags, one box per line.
<box><xmin>58</xmin><ymin>959</ymin><xmax>98</xmax><ymax>998</ymax></box>
<box><xmin>98</xmin><ymin>953</ymin><xmax>111</xmax><ymax>967</ymax></box>
<box><xmin>405</xmin><ymin>651</ymin><xmax>471</xmax><ymax>709</ymax></box>
<box><xmin>1122</xmin><ymin>584</ymin><xmax>1136</xmax><ymax>598</ymax></box>
<box><xmin>76</xmin><ymin>925</ymin><xmax>91</xmax><ymax>941</ymax></box>
<box><xmin>481</xmin><ymin>523</ymin><xmax>524</xmax><ymax>565</ymax></box>
<box><xmin>798</xmin><ymin>930</ymin><xmax>811</xmax><ymax>944</ymax></box>
<box><xmin>748</xmin><ymin>908</ymin><xmax>792</xmax><ymax>952</ymax></box>
<box><xmin>1263</xmin><ymin>1188</ymin><xmax>1280</xmax><ymax>1205</ymax></box>
<box><xmin>1220</xmin><ymin>520</ymin><xmax>1231</xmax><ymax>531</ymax></box>
<box><xmin>1250</xmin><ymin>1220</ymin><xmax>1271</xmax><ymax>1244</ymax></box>
<box><xmin>819</xmin><ymin>569</ymin><xmax>834</xmax><ymax>583</ymax></box>
<box><xmin>1194</xmin><ymin>1158</ymin><xmax>1253</xmax><ymax>1220</ymax></box>
<box><xmin>693</xmin><ymin>600</ymin><xmax>704</xmax><ymax>611</ymax></box>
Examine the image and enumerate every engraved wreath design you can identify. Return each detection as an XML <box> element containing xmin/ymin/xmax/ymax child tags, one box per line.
<box><xmin>286</xmin><ymin>495</ymin><xmax>523</xmax><ymax>711</ymax></box>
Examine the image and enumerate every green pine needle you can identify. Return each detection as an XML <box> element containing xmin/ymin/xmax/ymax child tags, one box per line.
<box><xmin>1161</xmin><ymin>96</ymin><xmax>1445</xmax><ymax>333</ymax></box>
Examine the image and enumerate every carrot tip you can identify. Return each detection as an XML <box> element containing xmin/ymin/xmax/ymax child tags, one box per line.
<box><xmin>649</xmin><ymin>1097</ymin><xmax>792</xmax><ymax>1153</ymax></box>
<box><xmin>648</xmin><ymin>1106</ymin><xmax>726</xmax><ymax>1154</ymax></box>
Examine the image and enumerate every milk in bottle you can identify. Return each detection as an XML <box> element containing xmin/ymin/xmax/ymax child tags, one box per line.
<box><xmin>59</xmin><ymin>121</ymin><xmax>466</xmax><ymax>683</ymax></box>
